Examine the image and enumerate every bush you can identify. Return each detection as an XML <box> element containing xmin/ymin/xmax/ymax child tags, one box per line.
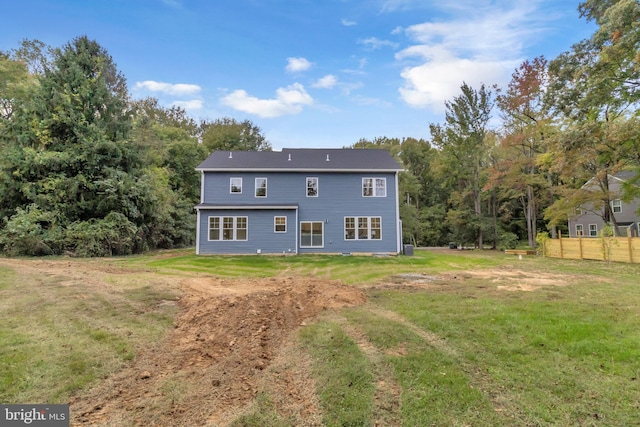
<box><xmin>497</xmin><ymin>231</ymin><xmax>519</xmax><ymax>251</ymax></box>
<box><xmin>65</xmin><ymin>212</ymin><xmax>143</xmax><ymax>257</ymax></box>
<box><xmin>0</xmin><ymin>205</ymin><xmax>59</xmax><ymax>256</ymax></box>
<box><xmin>535</xmin><ymin>232</ymin><xmax>550</xmax><ymax>256</ymax></box>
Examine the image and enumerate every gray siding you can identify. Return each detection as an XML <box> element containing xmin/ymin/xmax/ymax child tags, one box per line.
<box><xmin>198</xmin><ymin>209</ymin><xmax>297</xmax><ymax>254</ymax></box>
<box><xmin>568</xmin><ymin>178</ymin><xmax>640</xmax><ymax>237</ymax></box>
<box><xmin>198</xmin><ymin>171</ymin><xmax>399</xmax><ymax>254</ymax></box>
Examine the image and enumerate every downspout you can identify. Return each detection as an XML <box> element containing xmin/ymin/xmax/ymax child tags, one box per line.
<box><xmin>195</xmin><ymin>209</ymin><xmax>201</xmax><ymax>255</ymax></box>
<box><xmin>196</xmin><ymin>170</ymin><xmax>204</xmax><ymax>255</ymax></box>
<box><xmin>200</xmin><ymin>170</ymin><xmax>205</xmax><ymax>202</ymax></box>
<box><xmin>295</xmin><ymin>207</ymin><xmax>299</xmax><ymax>254</ymax></box>
<box><xmin>395</xmin><ymin>170</ymin><xmax>401</xmax><ymax>254</ymax></box>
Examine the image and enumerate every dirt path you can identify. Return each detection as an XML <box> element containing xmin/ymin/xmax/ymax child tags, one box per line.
<box><xmin>69</xmin><ymin>274</ymin><xmax>366</xmax><ymax>426</ymax></box>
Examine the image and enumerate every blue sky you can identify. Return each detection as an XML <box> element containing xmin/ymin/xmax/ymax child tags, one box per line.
<box><xmin>2</xmin><ymin>0</ymin><xmax>595</xmax><ymax>149</ymax></box>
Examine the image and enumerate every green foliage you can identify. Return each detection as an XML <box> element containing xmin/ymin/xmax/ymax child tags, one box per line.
<box><xmin>535</xmin><ymin>231</ymin><xmax>550</xmax><ymax>255</ymax></box>
<box><xmin>65</xmin><ymin>212</ymin><xmax>142</xmax><ymax>257</ymax></box>
<box><xmin>430</xmin><ymin>83</ymin><xmax>494</xmax><ymax>248</ymax></box>
<box><xmin>200</xmin><ymin>117</ymin><xmax>271</xmax><ymax>154</ymax></box>
<box><xmin>0</xmin><ymin>37</ymin><xmax>203</xmax><ymax>256</ymax></box>
<box><xmin>496</xmin><ymin>230</ymin><xmax>519</xmax><ymax>251</ymax></box>
<box><xmin>0</xmin><ymin>204</ymin><xmax>59</xmax><ymax>256</ymax></box>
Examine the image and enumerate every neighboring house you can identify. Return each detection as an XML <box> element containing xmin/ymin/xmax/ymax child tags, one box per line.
<box><xmin>194</xmin><ymin>148</ymin><xmax>403</xmax><ymax>255</ymax></box>
<box><xmin>568</xmin><ymin>171</ymin><xmax>640</xmax><ymax>237</ymax></box>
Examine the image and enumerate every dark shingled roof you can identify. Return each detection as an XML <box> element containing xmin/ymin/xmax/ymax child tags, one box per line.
<box><xmin>196</xmin><ymin>148</ymin><xmax>403</xmax><ymax>172</ymax></box>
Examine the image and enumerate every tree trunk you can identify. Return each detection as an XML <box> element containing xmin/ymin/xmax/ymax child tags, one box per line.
<box><xmin>526</xmin><ymin>184</ymin><xmax>537</xmax><ymax>247</ymax></box>
<box><xmin>475</xmin><ymin>190</ymin><xmax>483</xmax><ymax>249</ymax></box>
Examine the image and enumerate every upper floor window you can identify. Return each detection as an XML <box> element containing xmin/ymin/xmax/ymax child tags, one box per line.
<box><xmin>362</xmin><ymin>178</ymin><xmax>386</xmax><ymax>197</ymax></box>
<box><xmin>612</xmin><ymin>199</ymin><xmax>622</xmax><ymax>213</ymax></box>
<box><xmin>255</xmin><ymin>178</ymin><xmax>267</xmax><ymax>197</ymax></box>
<box><xmin>230</xmin><ymin>177</ymin><xmax>242</xmax><ymax>194</ymax></box>
<box><xmin>306</xmin><ymin>177</ymin><xmax>318</xmax><ymax>197</ymax></box>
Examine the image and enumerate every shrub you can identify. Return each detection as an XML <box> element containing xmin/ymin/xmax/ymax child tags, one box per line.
<box><xmin>497</xmin><ymin>231</ymin><xmax>519</xmax><ymax>250</ymax></box>
<box><xmin>65</xmin><ymin>212</ymin><xmax>142</xmax><ymax>257</ymax></box>
<box><xmin>0</xmin><ymin>205</ymin><xmax>59</xmax><ymax>256</ymax></box>
<box><xmin>535</xmin><ymin>231</ymin><xmax>550</xmax><ymax>256</ymax></box>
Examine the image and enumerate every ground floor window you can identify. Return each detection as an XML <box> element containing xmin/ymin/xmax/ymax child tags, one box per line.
<box><xmin>300</xmin><ymin>221</ymin><xmax>323</xmax><ymax>247</ymax></box>
<box><xmin>209</xmin><ymin>216</ymin><xmax>247</xmax><ymax>241</ymax></box>
<box><xmin>575</xmin><ymin>224</ymin><xmax>583</xmax><ymax>237</ymax></box>
<box><xmin>274</xmin><ymin>216</ymin><xmax>287</xmax><ymax>233</ymax></box>
<box><xmin>589</xmin><ymin>224</ymin><xmax>598</xmax><ymax>237</ymax></box>
<box><xmin>345</xmin><ymin>216</ymin><xmax>381</xmax><ymax>240</ymax></box>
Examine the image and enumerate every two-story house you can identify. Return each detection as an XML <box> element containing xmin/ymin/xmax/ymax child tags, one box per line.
<box><xmin>568</xmin><ymin>170</ymin><xmax>640</xmax><ymax>237</ymax></box>
<box><xmin>194</xmin><ymin>148</ymin><xmax>403</xmax><ymax>255</ymax></box>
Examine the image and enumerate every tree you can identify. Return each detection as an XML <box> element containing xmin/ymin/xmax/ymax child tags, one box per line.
<box><xmin>200</xmin><ymin>117</ymin><xmax>271</xmax><ymax>153</ymax></box>
<box><xmin>548</xmin><ymin>0</ymin><xmax>640</xmax><ymax>119</ymax></box>
<box><xmin>0</xmin><ymin>53</ymin><xmax>31</xmax><ymax>122</ymax></box>
<box><xmin>0</xmin><ymin>36</ymin><xmax>142</xmax><ymax>255</ymax></box>
<box><xmin>544</xmin><ymin>0</ymin><xmax>640</xmax><ymax>233</ymax></box>
<box><xmin>430</xmin><ymin>82</ymin><xmax>494</xmax><ymax>248</ymax></box>
<box><xmin>494</xmin><ymin>57</ymin><xmax>553</xmax><ymax>246</ymax></box>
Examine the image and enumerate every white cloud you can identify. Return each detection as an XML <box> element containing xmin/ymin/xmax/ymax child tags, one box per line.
<box><xmin>172</xmin><ymin>99</ymin><xmax>203</xmax><ymax>110</ymax></box>
<box><xmin>221</xmin><ymin>83</ymin><xmax>313</xmax><ymax>118</ymax></box>
<box><xmin>380</xmin><ymin>0</ymin><xmax>423</xmax><ymax>13</ymax></box>
<box><xmin>358</xmin><ymin>37</ymin><xmax>399</xmax><ymax>50</ymax></box>
<box><xmin>134</xmin><ymin>80</ymin><xmax>201</xmax><ymax>96</ymax></box>
<box><xmin>312</xmin><ymin>75</ymin><xmax>338</xmax><ymax>89</ymax></box>
<box><xmin>341</xmin><ymin>18</ymin><xmax>357</xmax><ymax>26</ymax></box>
<box><xmin>285</xmin><ymin>57</ymin><xmax>313</xmax><ymax>73</ymax></box>
<box><xmin>162</xmin><ymin>0</ymin><xmax>182</xmax><ymax>8</ymax></box>
<box><xmin>396</xmin><ymin>1</ymin><xmax>546</xmax><ymax>109</ymax></box>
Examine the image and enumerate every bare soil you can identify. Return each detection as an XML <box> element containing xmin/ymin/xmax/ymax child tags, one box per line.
<box><xmin>57</xmin><ymin>270</ymin><xmax>365</xmax><ymax>426</ymax></box>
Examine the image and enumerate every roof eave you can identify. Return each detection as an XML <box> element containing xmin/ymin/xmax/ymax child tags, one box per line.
<box><xmin>195</xmin><ymin>167</ymin><xmax>404</xmax><ymax>173</ymax></box>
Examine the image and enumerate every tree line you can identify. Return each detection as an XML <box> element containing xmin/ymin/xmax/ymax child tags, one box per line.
<box><xmin>354</xmin><ymin>0</ymin><xmax>640</xmax><ymax>249</ymax></box>
<box><xmin>0</xmin><ymin>0</ymin><xmax>638</xmax><ymax>256</ymax></box>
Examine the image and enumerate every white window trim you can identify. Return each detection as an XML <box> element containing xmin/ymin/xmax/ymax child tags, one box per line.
<box><xmin>589</xmin><ymin>224</ymin><xmax>598</xmax><ymax>237</ymax></box>
<box><xmin>255</xmin><ymin>177</ymin><xmax>267</xmax><ymax>198</ymax></box>
<box><xmin>300</xmin><ymin>221</ymin><xmax>324</xmax><ymax>248</ymax></box>
<box><xmin>362</xmin><ymin>177</ymin><xmax>387</xmax><ymax>197</ymax></box>
<box><xmin>230</xmin><ymin>177</ymin><xmax>242</xmax><ymax>194</ymax></box>
<box><xmin>611</xmin><ymin>199</ymin><xmax>622</xmax><ymax>213</ymax></box>
<box><xmin>344</xmin><ymin>216</ymin><xmax>382</xmax><ymax>240</ymax></box>
<box><xmin>306</xmin><ymin>177</ymin><xmax>319</xmax><ymax>197</ymax></box>
<box><xmin>208</xmin><ymin>216</ymin><xmax>248</xmax><ymax>241</ymax></box>
<box><xmin>575</xmin><ymin>224</ymin><xmax>583</xmax><ymax>237</ymax></box>
<box><xmin>274</xmin><ymin>216</ymin><xmax>287</xmax><ymax>233</ymax></box>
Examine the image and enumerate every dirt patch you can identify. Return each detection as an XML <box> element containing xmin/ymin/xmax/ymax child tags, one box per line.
<box><xmin>436</xmin><ymin>268</ymin><xmax>577</xmax><ymax>292</ymax></box>
<box><xmin>71</xmin><ymin>275</ymin><xmax>366</xmax><ymax>426</ymax></box>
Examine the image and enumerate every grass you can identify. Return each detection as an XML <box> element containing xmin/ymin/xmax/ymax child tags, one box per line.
<box><xmin>128</xmin><ymin>248</ymin><xmax>504</xmax><ymax>284</ymax></box>
<box><xmin>299</xmin><ymin>321</ymin><xmax>375</xmax><ymax>426</ymax></box>
<box><xmin>0</xmin><ymin>263</ymin><xmax>179</xmax><ymax>403</ymax></box>
<box><xmin>2</xmin><ymin>249</ymin><xmax>640</xmax><ymax>426</ymax></box>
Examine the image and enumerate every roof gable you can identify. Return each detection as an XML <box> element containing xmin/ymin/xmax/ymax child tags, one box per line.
<box><xmin>196</xmin><ymin>148</ymin><xmax>403</xmax><ymax>172</ymax></box>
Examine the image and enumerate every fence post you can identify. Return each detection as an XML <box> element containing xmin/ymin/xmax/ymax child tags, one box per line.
<box><xmin>559</xmin><ymin>231</ymin><xmax>564</xmax><ymax>259</ymax></box>
<box><xmin>578</xmin><ymin>232</ymin><xmax>583</xmax><ymax>260</ymax></box>
<box><xmin>628</xmin><ymin>228</ymin><xmax>633</xmax><ymax>263</ymax></box>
